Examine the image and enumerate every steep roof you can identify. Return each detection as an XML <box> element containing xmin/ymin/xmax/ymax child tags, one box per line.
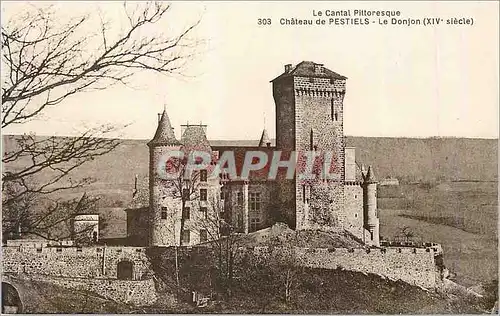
<box><xmin>271</xmin><ymin>61</ymin><xmax>347</xmax><ymax>82</ymax></box>
<box><xmin>148</xmin><ymin>109</ymin><xmax>180</xmax><ymax>147</ymax></box>
<box><xmin>180</xmin><ymin>124</ymin><xmax>211</xmax><ymax>151</ymax></box>
<box><xmin>258</xmin><ymin>128</ymin><xmax>271</xmax><ymax>147</ymax></box>
<box><xmin>363</xmin><ymin>165</ymin><xmax>377</xmax><ymax>183</ymax></box>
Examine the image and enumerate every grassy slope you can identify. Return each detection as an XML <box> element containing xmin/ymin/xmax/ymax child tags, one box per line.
<box><xmin>146</xmin><ymin>268</ymin><xmax>488</xmax><ymax>314</ymax></box>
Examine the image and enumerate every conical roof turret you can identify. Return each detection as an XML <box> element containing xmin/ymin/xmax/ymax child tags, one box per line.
<box><xmin>148</xmin><ymin>108</ymin><xmax>180</xmax><ymax>147</ymax></box>
<box><xmin>363</xmin><ymin>165</ymin><xmax>377</xmax><ymax>183</ymax></box>
<box><xmin>258</xmin><ymin>128</ymin><xmax>271</xmax><ymax>147</ymax></box>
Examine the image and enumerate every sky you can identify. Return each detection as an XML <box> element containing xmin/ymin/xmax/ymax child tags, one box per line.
<box><xmin>2</xmin><ymin>1</ymin><xmax>499</xmax><ymax>140</ymax></box>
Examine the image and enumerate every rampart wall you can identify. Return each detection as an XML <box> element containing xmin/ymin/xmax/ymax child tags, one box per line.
<box><xmin>9</xmin><ymin>273</ymin><xmax>156</xmax><ymax>306</ymax></box>
<box><xmin>2</xmin><ymin>245</ymin><xmax>151</xmax><ymax>279</ymax></box>
<box><xmin>247</xmin><ymin>246</ymin><xmax>440</xmax><ymax>289</ymax></box>
<box><xmin>3</xmin><ymin>242</ymin><xmax>442</xmax><ymax>305</ymax></box>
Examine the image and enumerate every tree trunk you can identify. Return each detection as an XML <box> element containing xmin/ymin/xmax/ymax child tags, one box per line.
<box><xmin>175</xmin><ymin>245</ymin><xmax>180</xmax><ymax>297</ymax></box>
<box><xmin>179</xmin><ymin>199</ymin><xmax>186</xmax><ymax>246</ymax></box>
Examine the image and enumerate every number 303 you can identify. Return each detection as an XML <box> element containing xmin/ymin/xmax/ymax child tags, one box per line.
<box><xmin>258</xmin><ymin>18</ymin><xmax>271</xmax><ymax>25</ymax></box>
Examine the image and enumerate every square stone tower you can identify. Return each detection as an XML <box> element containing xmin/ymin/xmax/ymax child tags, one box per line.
<box><xmin>271</xmin><ymin>61</ymin><xmax>347</xmax><ymax>230</ymax></box>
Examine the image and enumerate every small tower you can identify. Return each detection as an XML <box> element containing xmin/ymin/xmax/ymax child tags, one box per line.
<box><xmin>258</xmin><ymin>128</ymin><xmax>271</xmax><ymax>147</ymax></box>
<box><xmin>362</xmin><ymin>165</ymin><xmax>380</xmax><ymax>247</ymax></box>
<box><xmin>147</xmin><ymin>108</ymin><xmax>181</xmax><ymax>246</ymax></box>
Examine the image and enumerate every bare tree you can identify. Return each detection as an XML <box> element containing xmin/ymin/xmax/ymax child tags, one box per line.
<box><xmin>2</xmin><ymin>182</ymin><xmax>102</xmax><ymax>242</ymax></box>
<box><xmin>1</xmin><ymin>2</ymin><xmax>203</xmax><ymax>240</ymax></box>
<box><xmin>195</xmin><ymin>194</ymin><xmax>243</xmax><ymax>298</ymax></box>
<box><xmin>2</xmin><ymin>2</ymin><xmax>202</xmax><ymax>127</ymax></box>
<box><xmin>163</xmin><ymin>154</ymin><xmax>203</xmax><ymax>246</ymax></box>
<box><xmin>398</xmin><ymin>225</ymin><xmax>415</xmax><ymax>242</ymax></box>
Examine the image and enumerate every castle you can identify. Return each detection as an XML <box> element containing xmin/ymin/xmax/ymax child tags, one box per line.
<box><xmin>127</xmin><ymin>61</ymin><xmax>380</xmax><ymax>248</ymax></box>
<box><xmin>2</xmin><ymin>62</ymin><xmax>445</xmax><ymax>311</ymax></box>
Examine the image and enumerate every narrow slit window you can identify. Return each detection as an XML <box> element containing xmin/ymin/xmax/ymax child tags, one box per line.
<box><xmin>310</xmin><ymin>129</ymin><xmax>314</xmax><ymax>151</ymax></box>
<box><xmin>331</xmin><ymin>99</ymin><xmax>335</xmax><ymax>121</ymax></box>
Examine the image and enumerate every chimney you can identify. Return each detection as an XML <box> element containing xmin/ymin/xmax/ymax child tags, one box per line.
<box><xmin>314</xmin><ymin>63</ymin><xmax>324</xmax><ymax>74</ymax></box>
<box><xmin>157</xmin><ymin>113</ymin><xmax>162</xmax><ymax>122</ymax></box>
<box><xmin>285</xmin><ymin>64</ymin><xmax>293</xmax><ymax>73</ymax></box>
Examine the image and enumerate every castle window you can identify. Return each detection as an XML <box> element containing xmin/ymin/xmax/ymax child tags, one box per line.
<box><xmin>117</xmin><ymin>261</ymin><xmax>133</xmax><ymax>280</ymax></box>
<box><xmin>200</xmin><ymin>189</ymin><xmax>207</xmax><ymax>201</ymax></box>
<box><xmin>309</xmin><ymin>129</ymin><xmax>314</xmax><ymax>151</ymax></box>
<box><xmin>331</xmin><ymin>99</ymin><xmax>335</xmax><ymax>121</ymax></box>
<box><xmin>200</xmin><ymin>206</ymin><xmax>208</xmax><ymax>219</ymax></box>
<box><xmin>302</xmin><ymin>185</ymin><xmax>306</xmax><ymax>203</ymax></box>
<box><xmin>182</xmin><ymin>188</ymin><xmax>190</xmax><ymax>200</ymax></box>
<box><xmin>237</xmin><ymin>192</ymin><xmax>243</xmax><ymax>205</ymax></box>
<box><xmin>182</xmin><ymin>207</ymin><xmax>190</xmax><ymax>220</ymax></box>
<box><xmin>249</xmin><ymin>192</ymin><xmax>261</xmax><ymax>213</ymax></box>
<box><xmin>161</xmin><ymin>206</ymin><xmax>168</xmax><ymax>219</ymax></box>
<box><xmin>200</xmin><ymin>170</ymin><xmax>207</xmax><ymax>182</ymax></box>
<box><xmin>220</xmin><ymin>191</ymin><xmax>225</xmax><ymax>200</ymax></box>
<box><xmin>199</xmin><ymin>229</ymin><xmax>208</xmax><ymax>243</ymax></box>
<box><xmin>250</xmin><ymin>218</ymin><xmax>261</xmax><ymax>232</ymax></box>
<box><xmin>181</xmin><ymin>230</ymin><xmax>190</xmax><ymax>244</ymax></box>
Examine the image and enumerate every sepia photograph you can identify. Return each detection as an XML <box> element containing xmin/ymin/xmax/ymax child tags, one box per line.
<box><xmin>1</xmin><ymin>1</ymin><xmax>498</xmax><ymax>314</ymax></box>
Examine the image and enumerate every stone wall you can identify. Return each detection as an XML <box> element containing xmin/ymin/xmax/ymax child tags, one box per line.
<box><xmin>2</xmin><ymin>245</ymin><xmax>157</xmax><ymax>306</ymax></box>
<box><xmin>246</xmin><ymin>246</ymin><xmax>440</xmax><ymax>289</ymax></box>
<box><xmin>18</xmin><ymin>274</ymin><xmax>157</xmax><ymax>306</ymax></box>
<box><xmin>2</xmin><ymin>246</ymin><xmax>152</xmax><ymax>280</ymax></box>
<box><xmin>343</xmin><ymin>184</ymin><xmax>365</xmax><ymax>240</ymax></box>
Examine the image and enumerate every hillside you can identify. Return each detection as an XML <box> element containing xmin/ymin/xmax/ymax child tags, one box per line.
<box><xmin>143</xmin><ymin>266</ymin><xmax>491</xmax><ymax>314</ymax></box>
<box><xmin>346</xmin><ymin>136</ymin><xmax>498</xmax><ymax>182</ymax></box>
<box><xmin>3</xmin><ymin>135</ymin><xmax>498</xmax><ymax>190</ymax></box>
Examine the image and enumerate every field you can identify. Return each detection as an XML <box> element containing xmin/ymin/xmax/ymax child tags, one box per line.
<box><xmin>378</xmin><ymin>181</ymin><xmax>498</xmax><ymax>287</ymax></box>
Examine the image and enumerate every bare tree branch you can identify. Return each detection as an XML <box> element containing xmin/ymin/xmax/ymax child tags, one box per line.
<box><xmin>2</xmin><ymin>2</ymin><xmax>203</xmax><ymax>241</ymax></box>
<box><xmin>2</xmin><ymin>2</ymin><xmax>203</xmax><ymax>127</ymax></box>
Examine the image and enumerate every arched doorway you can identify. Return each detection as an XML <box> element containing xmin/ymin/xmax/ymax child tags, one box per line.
<box><xmin>2</xmin><ymin>282</ymin><xmax>23</xmax><ymax>313</ymax></box>
<box><xmin>117</xmin><ymin>261</ymin><xmax>134</xmax><ymax>280</ymax></box>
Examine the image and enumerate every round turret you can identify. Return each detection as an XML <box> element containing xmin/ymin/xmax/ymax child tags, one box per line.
<box><xmin>362</xmin><ymin>165</ymin><xmax>380</xmax><ymax>247</ymax></box>
<box><xmin>148</xmin><ymin>108</ymin><xmax>182</xmax><ymax>246</ymax></box>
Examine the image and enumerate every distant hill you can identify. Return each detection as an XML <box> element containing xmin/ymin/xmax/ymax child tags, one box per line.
<box><xmin>346</xmin><ymin>136</ymin><xmax>498</xmax><ymax>183</ymax></box>
<box><xmin>3</xmin><ymin>135</ymin><xmax>497</xmax><ymax>190</ymax></box>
